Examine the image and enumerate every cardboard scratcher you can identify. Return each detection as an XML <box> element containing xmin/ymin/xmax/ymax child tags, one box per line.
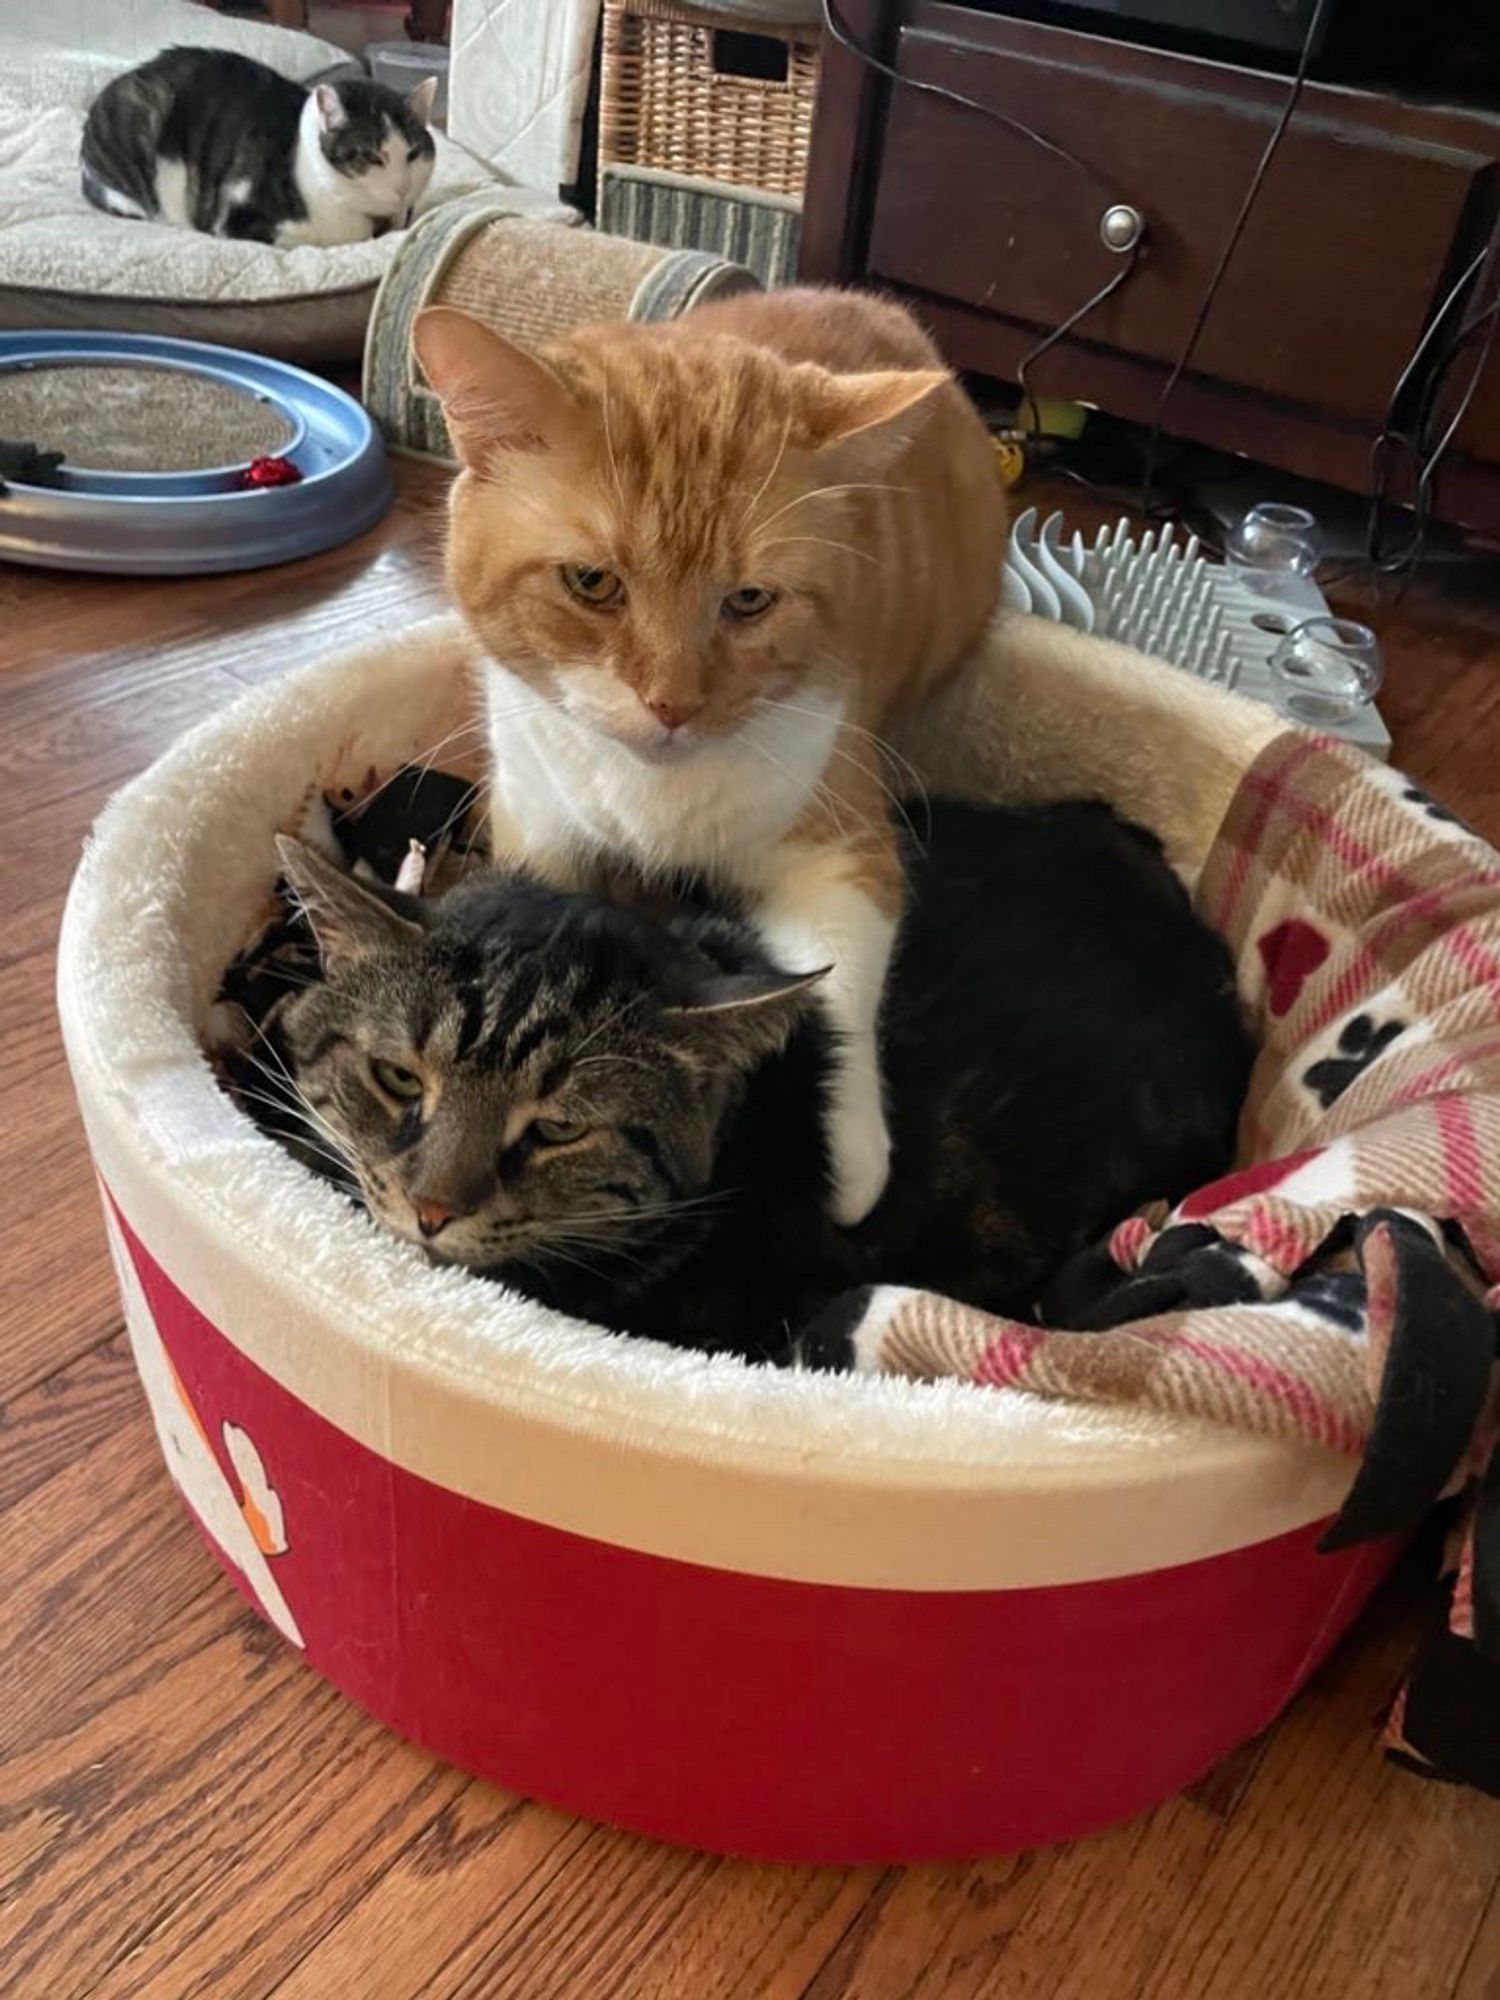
<box><xmin>364</xmin><ymin>203</ymin><xmax>760</xmax><ymax>463</ymax></box>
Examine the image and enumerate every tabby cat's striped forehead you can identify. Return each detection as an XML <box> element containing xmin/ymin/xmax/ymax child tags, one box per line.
<box><xmin>405</xmin><ymin>933</ymin><xmax>656</xmax><ymax>1095</ymax></box>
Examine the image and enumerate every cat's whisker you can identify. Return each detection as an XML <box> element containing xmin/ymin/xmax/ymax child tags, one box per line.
<box><xmin>749</xmin><ymin>736</ymin><xmax>852</xmax><ymax>841</ymax></box>
<box><xmin>240</xmin><ymin>1036</ymin><xmax>356</xmax><ymax>1162</ymax></box>
<box><xmin>408</xmin><ymin>727</ymin><xmax>490</xmax><ymax>795</ymax></box>
<box><xmin>247</xmin><ymin>1086</ymin><xmax>352</xmax><ymax>1169</ymax></box>
<box><xmin>738</xmin><ymin>410</ymin><xmax>794</xmax><ymax>538</ymax></box>
<box><xmin>824</xmin><ymin>739</ymin><xmax>930</xmax><ymax>851</ymax></box>
<box><xmin>568</xmin><ymin>995</ymin><xmax>649</xmax><ymax>1060</ymax></box>
<box><xmin>808</xmin><ymin>779</ymin><xmax>855</xmax><ymax>842</ymax></box>
<box><xmin>760</xmin><ymin>693</ymin><xmax>932</xmax><ymax>827</ymax></box>
<box><xmin>569</xmin><ymin>1051</ymin><xmax>656</xmax><ymax>1077</ymax></box>
<box><xmin>770</xmin><ymin>695</ymin><xmax>928</xmax><ymax>791</ymax></box>
<box><xmin>760</xmin><ymin>729</ymin><xmax>885</xmax><ymax>846</ymax></box>
<box><xmin>760</xmin><ymin>534</ymin><xmax>878</xmax><ymax>567</ymax></box>
<box><xmin>478</xmin><ymin>695</ymin><xmax>567</xmax><ymax>726</ymax></box>
<box><xmin>818</xmin><ymin>779</ymin><xmax>886</xmax><ymax>847</ymax></box>
<box><xmin>540</xmin><ymin>1216</ymin><xmax>652</xmax><ymax>1248</ymax></box>
<box><xmin>751</xmin><ymin>480</ymin><xmax>913</xmax><ymax>536</ymax></box>
<box><xmin>343</xmin><ymin>712</ymin><xmax>490</xmax><ymax>815</ymax></box>
<box><xmin>229</xmin><ymin>1086</ymin><xmax>358</xmax><ymax>1179</ymax></box>
<box><xmin>223</xmin><ymin>967</ymin><xmax>321</xmax><ymax>1000</ymax></box>
<box><xmin>577</xmin><ymin>1188</ymin><xmax>737</xmax><ymax>1225</ymax></box>
<box><xmin>487</xmin><ymin>705</ymin><xmax>599</xmax><ymax>845</ymax></box>
<box><xmin>228</xmin><ymin>1096</ymin><xmax>352</xmax><ymax>1160</ymax></box>
<box><xmin>277</xmin><ymin>699</ymin><xmax>556</xmax><ymax>896</ymax></box>
<box><xmin>443</xmin><ymin>693</ymin><xmax>568</xmax><ymax>839</ymax></box>
<box><xmin>263</xmin><ymin>1133</ymin><xmax>358</xmax><ymax>1182</ymax></box>
<box><xmin>347</xmin><ymin>695</ymin><xmax>559</xmax><ymax>824</ymax></box>
<box><xmin>424</xmin><ymin>779</ymin><xmax>486</xmax><ymax>859</ymax></box>
<box><xmin>600</xmin><ymin>383</ymin><xmax>628</xmax><ymax>515</ymax></box>
<box><xmin>811</xmin><ymin>769</ymin><xmax>879</xmax><ymax>845</ymax></box>
<box><xmin>520</xmin><ymin>1237</ymin><xmax>624</xmax><ymax>1283</ymax></box>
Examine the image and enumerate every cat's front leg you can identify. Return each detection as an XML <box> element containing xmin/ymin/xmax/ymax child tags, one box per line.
<box><xmin>274</xmin><ymin>212</ymin><xmax>374</xmax><ymax>249</ymax></box>
<box><xmin>272</xmin><ymin>218</ymin><xmax>323</xmax><ymax>248</ymax></box>
<box><xmin>757</xmin><ymin>841</ymin><xmax>901</xmax><ymax>1227</ymax></box>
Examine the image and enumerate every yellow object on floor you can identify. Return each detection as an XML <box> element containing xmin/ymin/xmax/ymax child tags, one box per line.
<box><xmin>992</xmin><ymin>435</ymin><xmax>1028</xmax><ymax>489</ymax></box>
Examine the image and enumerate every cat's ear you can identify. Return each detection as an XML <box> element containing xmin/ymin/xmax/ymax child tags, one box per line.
<box><xmin>795</xmin><ymin>364</ymin><xmax>948</xmax><ymax>470</ymax></box>
<box><xmin>275</xmin><ymin>836</ymin><xmax>422</xmax><ymax>970</ymax></box>
<box><xmin>406</xmin><ymin>75</ymin><xmax>439</xmax><ymax>125</ymax></box>
<box><xmin>313</xmin><ymin>84</ymin><xmax>348</xmax><ymax>132</ymax></box>
<box><xmin>412</xmin><ymin>308</ymin><xmax>578</xmax><ymax>471</ymax></box>
<box><xmin>667</xmin><ymin>966</ymin><xmax>830</xmax><ymax>1068</ymax></box>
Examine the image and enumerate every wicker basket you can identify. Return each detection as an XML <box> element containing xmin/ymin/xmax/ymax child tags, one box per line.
<box><xmin>600</xmin><ymin>165</ymin><xmax>801</xmax><ymax>286</ymax></box>
<box><xmin>599</xmin><ymin>0</ymin><xmax>820</xmax><ymax>202</ymax></box>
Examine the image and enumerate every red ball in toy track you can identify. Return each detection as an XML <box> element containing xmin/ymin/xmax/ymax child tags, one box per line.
<box><xmin>240</xmin><ymin>455</ymin><xmax>304</xmax><ymax>489</ymax></box>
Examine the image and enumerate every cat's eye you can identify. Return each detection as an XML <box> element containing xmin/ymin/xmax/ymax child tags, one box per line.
<box><xmin>722</xmin><ymin>585</ymin><xmax>777</xmax><ymax>621</ymax></box>
<box><xmin>560</xmin><ymin>564</ymin><xmax>624</xmax><ymax>609</ymax></box>
<box><xmin>371</xmin><ymin>1058</ymin><xmax>424</xmax><ymax>1100</ymax></box>
<box><xmin>532</xmin><ymin>1117</ymin><xmax>590</xmax><ymax>1147</ymax></box>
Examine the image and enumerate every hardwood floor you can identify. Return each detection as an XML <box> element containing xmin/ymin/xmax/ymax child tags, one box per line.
<box><xmin>3</xmin><ymin>457</ymin><xmax>1498</xmax><ymax>2000</ymax></box>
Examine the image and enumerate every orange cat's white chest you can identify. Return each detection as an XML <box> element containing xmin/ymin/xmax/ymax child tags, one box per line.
<box><xmin>482</xmin><ymin>660</ymin><xmax>843</xmax><ymax>883</ymax></box>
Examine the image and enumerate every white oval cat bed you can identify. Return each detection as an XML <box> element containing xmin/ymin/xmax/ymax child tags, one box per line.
<box><xmin>1</xmin><ymin>2</ymin><xmax>571</xmax><ymax>363</ymax></box>
<box><xmin>59</xmin><ymin>614</ymin><xmax>1397</xmax><ymax>1864</ymax></box>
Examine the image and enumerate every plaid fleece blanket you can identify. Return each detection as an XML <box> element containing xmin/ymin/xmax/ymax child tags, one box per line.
<box><xmin>807</xmin><ymin>733</ymin><xmax>1500</xmax><ymax>1796</ymax></box>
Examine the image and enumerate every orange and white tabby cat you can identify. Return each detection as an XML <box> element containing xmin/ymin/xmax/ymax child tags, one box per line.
<box><xmin>412</xmin><ymin>287</ymin><xmax>1006</xmax><ymax>1223</ymax></box>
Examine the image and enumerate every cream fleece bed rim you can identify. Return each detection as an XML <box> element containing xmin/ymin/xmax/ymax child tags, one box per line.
<box><xmin>59</xmin><ymin>613</ymin><xmax>1354</xmax><ymax>1590</ymax></box>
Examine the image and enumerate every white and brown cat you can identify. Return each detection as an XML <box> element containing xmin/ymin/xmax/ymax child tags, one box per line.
<box><xmin>411</xmin><ymin>287</ymin><xmax>1006</xmax><ymax>1223</ymax></box>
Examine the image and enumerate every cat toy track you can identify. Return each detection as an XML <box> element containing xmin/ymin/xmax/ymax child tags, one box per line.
<box><xmin>0</xmin><ymin>331</ymin><xmax>392</xmax><ymax>575</ymax></box>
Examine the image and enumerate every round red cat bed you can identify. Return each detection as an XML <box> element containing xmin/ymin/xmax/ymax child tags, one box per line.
<box><xmin>58</xmin><ymin>615</ymin><xmax>1393</xmax><ymax>1863</ymax></box>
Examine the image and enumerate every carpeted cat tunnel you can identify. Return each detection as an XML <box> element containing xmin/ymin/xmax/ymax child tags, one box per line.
<box><xmin>58</xmin><ymin>613</ymin><xmax>1500</xmax><ymax>1860</ymax></box>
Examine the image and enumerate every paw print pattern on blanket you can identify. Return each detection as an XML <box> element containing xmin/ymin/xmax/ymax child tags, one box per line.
<box><xmin>1303</xmin><ymin>1013</ymin><xmax>1408</xmax><ymax>1109</ymax></box>
<box><xmin>1402</xmin><ymin>783</ymin><xmax>1469</xmax><ymax>830</ymax></box>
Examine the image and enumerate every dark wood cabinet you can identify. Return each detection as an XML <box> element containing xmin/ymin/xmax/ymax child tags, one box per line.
<box><xmin>801</xmin><ymin>2</ymin><xmax>1500</xmax><ymax>533</ymax></box>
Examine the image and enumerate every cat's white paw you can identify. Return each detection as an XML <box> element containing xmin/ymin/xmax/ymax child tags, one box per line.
<box><xmin>827</xmin><ymin>1095</ymin><xmax>892</xmax><ymax>1227</ymax></box>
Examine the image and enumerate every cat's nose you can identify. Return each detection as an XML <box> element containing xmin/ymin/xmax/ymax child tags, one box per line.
<box><xmin>412</xmin><ymin>1196</ymin><xmax>463</xmax><ymax>1239</ymax></box>
<box><xmin>645</xmin><ymin>696</ymin><xmax>702</xmax><ymax>732</ymax></box>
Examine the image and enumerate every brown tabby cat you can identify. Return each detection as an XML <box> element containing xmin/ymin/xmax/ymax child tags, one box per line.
<box><xmin>411</xmin><ymin>286</ymin><xmax>1006</xmax><ymax>1223</ymax></box>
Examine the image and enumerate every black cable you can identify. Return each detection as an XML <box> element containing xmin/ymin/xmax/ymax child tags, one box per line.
<box><xmin>1365</xmin><ymin>243</ymin><xmax>1494</xmax><ymax>552</ymax></box>
<box><xmin>1453</xmin><ymin>295</ymin><xmax>1500</xmax><ymax>344</ymax></box>
<box><xmin>820</xmin><ymin>0</ymin><xmax>1144</xmax><ymax>447</ymax></box>
<box><xmin>1014</xmin><ymin>247</ymin><xmax>1139</xmax><ymax>441</ymax></box>
<box><xmin>1366</xmin><ymin>219</ymin><xmax>1500</xmax><ymax>580</ymax></box>
<box><xmin>819</xmin><ymin>0</ymin><xmax>1123</xmax><ymax>202</ymax></box>
<box><xmin>1368</xmin><ymin>277</ymin><xmax>1500</xmax><ymax>580</ymax></box>
<box><xmin>1425</xmin><ymin>314</ymin><xmax>1496</xmax><ymax>465</ymax></box>
<box><xmin>1137</xmin><ymin>0</ymin><xmax>1333</xmax><ymax>511</ymax></box>
<box><xmin>1379</xmin><ymin>243</ymin><xmax>1492</xmax><ymax>426</ymax></box>
<box><xmin>821</xmin><ymin>0</ymin><xmax>1410</xmax><ymax>558</ymax></box>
